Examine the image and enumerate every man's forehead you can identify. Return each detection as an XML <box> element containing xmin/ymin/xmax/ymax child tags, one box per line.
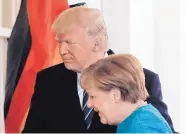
<box><xmin>55</xmin><ymin>33</ymin><xmax>66</xmax><ymax>39</ymax></box>
<box><xmin>55</xmin><ymin>26</ymin><xmax>85</xmax><ymax>39</ymax></box>
<box><xmin>55</xmin><ymin>33</ymin><xmax>73</xmax><ymax>41</ymax></box>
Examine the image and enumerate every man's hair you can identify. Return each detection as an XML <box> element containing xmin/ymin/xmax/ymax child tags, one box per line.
<box><xmin>80</xmin><ymin>54</ymin><xmax>149</xmax><ymax>103</ymax></box>
<box><xmin>51</xmin><ymin>6</ymin><xmax>109</xmax><ymax>50</ymax></box>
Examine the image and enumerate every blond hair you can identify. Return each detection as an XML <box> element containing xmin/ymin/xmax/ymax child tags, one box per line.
<box><xmin>51</xmin><ymin>6</ymin><xmax>108</xmax><ymax>50</ymax></box>
<box><xmin>80</xmin><ymin>54</ymin><xmax>149</xmax><ymax>103</ymax></box>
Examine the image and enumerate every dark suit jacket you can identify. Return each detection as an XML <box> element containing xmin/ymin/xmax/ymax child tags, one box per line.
<box><xmin>22</xmin><ymin>55</ymin><xmax>175</xmax><ymax>133</ymax></box>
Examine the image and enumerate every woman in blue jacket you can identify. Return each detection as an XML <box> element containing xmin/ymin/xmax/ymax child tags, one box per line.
<box><xmin>80</xmin><ymin>54</ymin><xmax>173</xmax><ymax>133</ymax></box>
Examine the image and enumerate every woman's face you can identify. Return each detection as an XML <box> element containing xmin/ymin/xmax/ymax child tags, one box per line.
<box><xmin>86</xmin><ymin>86</ymin><xmax>121</xmax><ymax>125</ymax></box>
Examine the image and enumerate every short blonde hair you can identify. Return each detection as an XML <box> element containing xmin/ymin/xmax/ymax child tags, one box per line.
<box><xmin>80</xmin><ymin>54</ymin><xmax>149</xmax><ymax>103</ymax></box>
<box><xmin>51</xmin><ymin>7</ymin><xmax>108</xmax><ymax>50</ymax></box>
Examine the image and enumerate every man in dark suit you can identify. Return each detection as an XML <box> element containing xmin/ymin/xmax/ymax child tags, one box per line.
<box><xmin>23</xmin><ymin>7</ymin><xmax>175</xmax><ymax>133</ymax></box>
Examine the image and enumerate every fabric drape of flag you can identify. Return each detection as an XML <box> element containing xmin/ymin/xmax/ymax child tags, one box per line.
<box><xmin>4</xmin><ymin>0</ymin><xmax>68</xmax><ymax>132</ymax></box>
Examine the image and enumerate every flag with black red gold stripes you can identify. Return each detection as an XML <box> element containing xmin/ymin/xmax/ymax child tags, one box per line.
<box><xmin>4</xmin><ymin>0</ymin><xmax>69</xmax><ymax>132</ymax></box>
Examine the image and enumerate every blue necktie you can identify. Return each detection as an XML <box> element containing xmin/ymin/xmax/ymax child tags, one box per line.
<box><xmin>82</xmin><ymin>91</ymin><xmax>94</xmax><ymax>129</ymax></box>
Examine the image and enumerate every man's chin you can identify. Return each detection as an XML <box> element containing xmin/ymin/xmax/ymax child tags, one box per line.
<box><xmin>64</xmin><ymin>63</ymin><xmax>80</xmax><ymax>72</ymax></box>
<box><xmin>64</xmin><ymin>63</ymin><xmax>73</xmax><ymax>70</ymax></box>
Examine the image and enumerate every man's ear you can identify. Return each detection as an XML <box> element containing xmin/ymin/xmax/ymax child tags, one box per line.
<box><xmin>92</xmin><ymin>37</ymin><xmax>102</xmax><ymax>52</ymax></box>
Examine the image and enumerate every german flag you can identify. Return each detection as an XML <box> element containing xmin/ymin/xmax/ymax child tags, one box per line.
<box><xmin>4</xmin><ymin>0</ymin><xmax>69</xmax><ymax>132</ymax></box>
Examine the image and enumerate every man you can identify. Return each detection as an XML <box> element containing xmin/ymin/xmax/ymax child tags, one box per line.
<box><xmin>22</xmin><ymin>7</ymin><xmax>175</xmax><ymax>133</ymax></box>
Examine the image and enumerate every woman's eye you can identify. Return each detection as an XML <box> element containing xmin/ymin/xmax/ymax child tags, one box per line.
<box><xmin>90</xmin><ymin>96</ymin><xmax>95</xmax><ymax>99</ymax></box>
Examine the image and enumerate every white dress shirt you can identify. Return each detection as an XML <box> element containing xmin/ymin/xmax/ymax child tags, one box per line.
<box><xmin>77</xmin><ymin>73</ymin><xmax>84</xmax><ymax>108</ymax></box>
<box><xmin>77</xmin><ymin>53</ymin><xmax>108</xmax><ymax>109</ymax></box>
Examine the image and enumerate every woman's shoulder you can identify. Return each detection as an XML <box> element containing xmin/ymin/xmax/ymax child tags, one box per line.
<box><xmin>116</xmin><ymin>104</ymin><xmax>173</xmax><ymax>133</ymax></box>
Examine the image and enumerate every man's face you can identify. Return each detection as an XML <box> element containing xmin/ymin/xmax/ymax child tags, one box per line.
<box><xmin>56</xmin><ymin>27</ymin><xmax>93</xmax><ymax>72</ymax></box>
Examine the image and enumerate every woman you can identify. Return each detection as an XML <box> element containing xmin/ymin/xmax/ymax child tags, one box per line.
<box><xmin>80</xmin><ymin>54</ymin><xmax>172</xmax><ymax>133</ymax></box>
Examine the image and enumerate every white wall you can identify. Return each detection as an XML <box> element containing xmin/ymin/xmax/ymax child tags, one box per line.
<box><xmin>101</xmin><ymin>0</ymin><xmax>181</xmax><ymax>132</ymax></box>
<box><xmin>180</xmin><ymin>0</ymin><xmax>186</xmax><ymax>133</ymax></box>
<box><xmin>102</xmin><ymin>0</ymin><xmax>155</xmax><ymax>69</ymax></box>
<box><xmin>85</xmin><ymin>0</ymin><xmax>125</xmax><ymax>53</ymax></box>
<box><xmin>153</xmin><ymin>0</ymin><xmax>180</xmax><ymax>131</ymax></box>
<box><xmin>130</xmin><ymin>0</ymin><xmax>155</xmax><ymax>71</ymax></box>
<box><xmin>102</xmin><ymin>0</ymin><xmax>130</xmax><ymax>54</ymax></box>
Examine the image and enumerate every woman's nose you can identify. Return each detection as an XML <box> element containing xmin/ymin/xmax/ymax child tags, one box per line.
<box><xmin>87</xmin><ymin>98</ymin><xmax>93</xmax><ymax>108</ymax></box>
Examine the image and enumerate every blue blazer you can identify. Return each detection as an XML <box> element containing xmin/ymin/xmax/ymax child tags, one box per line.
<box><xmin>116</xmin><ymin>104</ymin><xmax>173</xmax><ymax>133</ymax></box>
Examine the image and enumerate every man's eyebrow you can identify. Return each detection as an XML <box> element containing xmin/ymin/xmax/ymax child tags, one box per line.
<box><xmin>55</xmin><ymin>35</ymin><xmax>65</xmax><ymax>40</ymax></box>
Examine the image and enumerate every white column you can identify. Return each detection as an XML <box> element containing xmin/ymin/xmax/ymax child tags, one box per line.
<box><xmin>180</xmin><ymin>0</ymin><xmax>186</xmax><ymax>133</ymax></box>
<box><xmin>129</xmin><ymin>0</ymin><xmax>155</xmax><ymax>70</ymax></box>
<box><xmin>101</xmin><ymin>0</ymin><xmax>130</xmax><ymax>54</ymax></box>
<box><xmin>153</xmin><ymin>0</ymin><xmax>180</xmax><ymax>131</ymax></box>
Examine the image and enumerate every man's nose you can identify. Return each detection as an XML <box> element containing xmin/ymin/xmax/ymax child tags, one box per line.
<box><xmin>59</xmin><ymin>42</ymin><xmax>68</xmax><ymax>55</ymax></box>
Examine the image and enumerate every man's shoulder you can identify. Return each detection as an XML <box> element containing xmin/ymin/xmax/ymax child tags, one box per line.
<box><xmin>35</xmin><ymin>63</ymin><xmax>77</xmax><ymax>88</ymax></box>
<box><xmin>39</xmin><ymin>63</ymin><xmax>65</xmax><ymax>74</ymax></box>
<box><xmin>143</xmin><ymin>68</ymin><xmax>160</xmax><ymax>92</ymax></box>
<box><xmin>37</xmin><ymin>63</ymin><xmax>75</xmax><ymax>77</ymax></box>
<box><xmin>143</xmin><ymin>68</ymin><xmax>158</xmax><ymax>77</ymax></box>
